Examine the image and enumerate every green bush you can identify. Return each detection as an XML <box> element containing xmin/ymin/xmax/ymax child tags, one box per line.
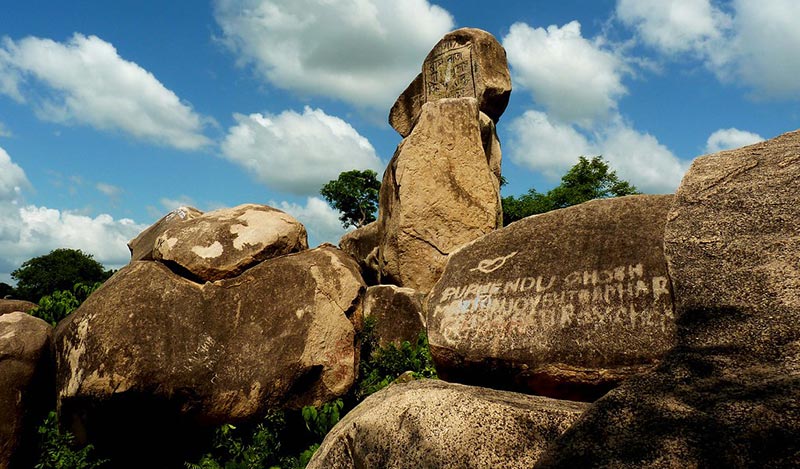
<box><xmin>35</xmin><ymin>411</ymin><xmax>108</xmax><ymax>469</ymax></box>
<box><xmin>28</xmin><ymin>282</ymin><xmax>102</xmax><ymax>326</ymax></box>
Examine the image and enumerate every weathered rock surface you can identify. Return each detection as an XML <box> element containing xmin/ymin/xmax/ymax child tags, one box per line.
<box><xmin>536</xmin><ymin>131</ymin><xmax>800</xmax><ymax>467</ymax></box>
<box><xmin>307</xmin><ymin>379</ymin><xmax>588</xmax><ymax>469</ymax></box>
<box><xmin>54</xmin><ymin>246</ymin><xmax>363</xmax><ymax>466</ymax></box>
<box><xmin>128</xmin><ymin>206</ymin><xmax>202</xmax><ymax>262</ymax></box>
<box><xmin>0</xmin><ymin>313</ymin><xmax>54</xmax><ymax>469</ymax></box>
<box><xmin>364</xmin><ymin>285</ymin><xmax>425</xmax><ymax>347</ymax></box>
<box><xmin>0</xmin><ymin>299</ymin><xmax>37</xmax><ymax>317</ymax></box>
<box><xmin>152</xmin><ymin>204</ymin><xmax>308</xmax><ymax>282</ymax></box>
<box><xmin>339</xmin><ymin>221</ymin><xmax>380</xmax><ymax>285</ymax></box>
<box><xmin>389</xmin><ymin>28</ymin><xmax>511</xmax><ymax>137</ymax></box>
<box><xmin>427</xmin><ymin>195</ymin><xmax>676</xmax><ymax>401</ymax></box>
<box><xmin>378</xmin><ymin>98</ymin><xmax>501</xmax><ymax>293</ymax></box>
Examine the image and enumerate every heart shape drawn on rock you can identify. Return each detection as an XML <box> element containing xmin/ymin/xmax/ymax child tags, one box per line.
<box><xmin>470</xmin><ymin>251</ymin><xmax>518</xmax><ymax>274</ymax></box>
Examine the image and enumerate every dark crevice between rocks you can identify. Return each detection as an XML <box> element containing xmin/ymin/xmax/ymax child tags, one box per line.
<box><xmin>156</xmin><ymin>258</ymin><xmax>208</xmax><ymax>284</ymax></box>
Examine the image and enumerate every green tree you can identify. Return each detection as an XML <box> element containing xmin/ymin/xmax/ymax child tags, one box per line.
<box><xmin>502</xmin><ymin>156</ymin><xmax>640</xmax><ymax>225</ymax></box>
<box><xmin>320</xmin><ymin>170</ymin><xmax>381</xmax><ymax>229</ymax></box>
<box><xmin>0</xmin><ymin>282</ymin><xmax>15</xmax><ymax>299</ymax></box>
<box><xmin>11</xmin><ymin>249</ymin><xmax>112</xmax><ymax>302</ymax></box>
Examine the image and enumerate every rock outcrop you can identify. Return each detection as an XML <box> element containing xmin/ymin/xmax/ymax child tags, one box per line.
<box><xmin>128</xmin><ymin>206</ymin><xmax>202</xmax><ymax>262</ymax></box>
<box><xmin>307</xmin><ymin>379</ymin><xmax>588</xmax><ymax>469</ymax></box>
<box><xmin>54</xmin><ymin>245</ymin><xmax>363</xmax><ymax>466</ymax></box>
<box><xmin>339</xmin><ymin>221</ymin><xmax>380</xmax><ymax>285</ymax></box>
<box><xmin>427</xmin><ymin>195</ymin><xmax>676</xmax><ymax>401</ymax></box>
<box><xmin>0</xmin><ymin>313</ymin><xmax>53</xmax><ymax>469</ymax></box>
<box><xmin>536</xmin><ymin>131</ymin><xmax>800</xmax><ymax>467</ymax></box>
<box><xmin>151</xmin><ymin>204</ymin><xmax>308</xmax><ymax>282</ymax></box>
<box><xmin>364</xmin><ymin>285</ymin><xmax>425</xmax><ymax>347</ymax></box>
<box><xmin>389</xmin><ymin>28</ymin><xmax>512</xmax><ymax>138</ymax></box>
<box><xmin>377</xmin><ymin>98</ymin><xmax>501</xmax><ymax>293</ymax></box>
<box><xmin>0</xmin><ymin>299</ymin><xmax>37</xmax><ymax>317</ymax></box>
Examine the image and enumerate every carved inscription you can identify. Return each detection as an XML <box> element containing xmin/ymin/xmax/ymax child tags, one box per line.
<box><xmin>434</xmin><ymin>262</ymin><xmax>674</xmax><ymax>342</ymax></box>
<box><xmin>424</xmin><ymin>43</ymin><xmax>476</xmax><ymax>101</ymax></box>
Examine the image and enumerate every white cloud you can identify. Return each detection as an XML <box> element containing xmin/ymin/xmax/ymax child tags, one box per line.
<box><xmin>221</xmin><ymin>106</ymin><xmax>383</xmax><ymax>195</ymax></box>
<box><xmin>96</xmin><ymin>182</ymin><xmax>122</xmax><ymax>198</ymax></box>
<box><xmin>0</xmin><ymin>121</ymin><xmax>11</xmax><ymax>137</ymax></box>
<box><xmin>705</xmin><ymin>127</ymin><xmax>764</xmax><ymax>153</ymax></box>
<box><xmin>503</xmin><ymin>21</ymin><xmax>628</xmax><ymax>124</ymax></box>
<box><xmin>616</xmin><ymin>0</ymin><xmax>729</xmax><ymax>54</ymax></box>
<box><xmin>273</xmin><ymin>196</ymin><xmax>349</xmax><ymax>247</ymax></box>
<box><xmin>0</xmin><ymin>34</ymin><xmax>211</xmax><ymax>149</ymax></box>
<box><xmin>616</xmin><ymin>0</ymin><xmax>800</xmax><ymax>98</ymax></box>
<box><xmin>508</xmin><ymin>112</ymin><xmax>688</xmax><ymax>193</ymax></box>
<box><xmin>213</xmin><ymin>0</ymin><xmax>454</xmax><ymax>110</ymax></box>
<box><xmin>0</xmin><ymin>147</ymin><xmax>29</xmax><ymax>203</ymax></box>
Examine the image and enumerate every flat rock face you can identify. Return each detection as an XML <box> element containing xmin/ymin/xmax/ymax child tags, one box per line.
<box><xmin>536</xmin><ymin>131</ymin><xmax>800</xmax><ymax>467</ymax></box>
<box><xmin>364</xmin><ymin>285</ymin><xmax>425</xmax><ymax>348</ymax></box>
<box><xmin>0</xmin><ymin>313</ymin><xmax>53</xmax><ymax>469</ymax></box>
<box><xmin>307</xmin><ymin>379</ymin><xmax>588</xmax><ymax>469</ymax></box>
<box><xmin>153</xmin><ymin>203</ymin><xmax>308</xmax><ymax>282</ymax></box>
<box><xmin>54</xmin><ymin>246</ymin><xmax>363</xmax><ymax>466</ymax></box>
<box><xmin>0</xmin><ymin>299</ymin><xmax>37</xmax><ymax>316</ymax></box>
<box><xmin>427</xmin><ymin>195</ymin><xmax>676</xmax><ymax>401</ymax></box>
<box><xmin>389</xmin><ymin>28</ymin><xmax>511</xmax><ymax>137</ymax></box>
<box><xmin>378</xmin><ymin>98</ymin><xmax>501</xmax><ymax>294</ymax></box>
<box><xmin>128</xmin><ymin>206</ymin><xmax>203</xmax><ymax>262</ymax></box>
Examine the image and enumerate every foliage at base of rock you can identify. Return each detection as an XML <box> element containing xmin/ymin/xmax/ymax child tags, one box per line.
<box><xmin>35</xmin><ymin>411</ymin><xmax>107</xmax><ymax>469</ymax></box>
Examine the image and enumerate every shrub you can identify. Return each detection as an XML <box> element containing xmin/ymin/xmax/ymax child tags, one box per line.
<box><xmin>35</xmin><ymin>411</ymin><xmax>108</xmax><ymax>469</ymax></box>
<box><xmin>28</xmin><ymin>282</ymin><xmax>102</xmax><ymax>326</ymax></box>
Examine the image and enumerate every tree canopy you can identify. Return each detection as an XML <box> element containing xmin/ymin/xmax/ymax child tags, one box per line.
<box><xmin>320</xmin><ymin>169</ymin><xmax>382</xmax><ymax>229</ymax></box>
<box><xmin>11</xmin><ymin>248</ymin><xmax>112</xmax><ymax>302</ymax></box>
<box><xmin>502</xmin><ymin>156</ymin><xmax>640</xmax><ymax>225</ymax></box>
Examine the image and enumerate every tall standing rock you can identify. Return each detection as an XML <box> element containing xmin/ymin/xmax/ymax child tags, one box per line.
<box><xmin>537</xmin><ymin>131</ymin><xmax>800</xmax><ymax>467</ymax></box>
<box><xmin>377</xmin><ymin>98</ymin><xmax>501</xmax><ymax>293</ymax></box>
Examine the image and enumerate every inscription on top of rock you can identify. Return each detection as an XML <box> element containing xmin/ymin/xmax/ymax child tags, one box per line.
<box><xmin>424</xmin><ymin>43</ymin><xmax>476</xmax><ymax>101</ymax></box>
<box><xmin>426</xmin><ymin>195</ymin><xmax>677</xmax><ymax>401</ymax></box>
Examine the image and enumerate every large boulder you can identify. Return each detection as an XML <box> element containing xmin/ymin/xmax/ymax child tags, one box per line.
<box><xmin>363</xmin><ymin>285</ymin><xmax>425</xmax><ymax>348</ymax></box>
<box><xmin>339</xmin><ymin>221</ymin><xmax>380</xmax><ymax>285</ymax></box>
<box><xmin>0</xmin><ymin>299</ymin><xmax>37</xmax><ymax>317</ymax></box>
<box><xmin>377</xmin><ymin>98</ymin><xmax>501</xmax><ymax>293</ymax></box>
<box><xmin>389</xmin><ymin>28</ymin><xmax>512</xmax><ymax>137</ymax></box>
<box><xmin>427</xmin><ymin>195</ymin><xmax>676</xmax><ymax>401</ymax></box>
<box><xmin>307</xmin><ymin>379</ymin><xmax>588</xmax><ymax>469</ymax></box>
<box><xmin>54</xmin><ymin>245</ymin><xmax>363</xmax><ymax>466</ymax></box>
<box><xmin>0</xmin><ymin>313</ymin><xmax>54</xmax><ymax>469</ymax></box>
<box><xmin>128</xmin><ymin>206</ymin><xmax>202</xmax><ymax>262</ymax></box>
<box><xmin>536</xmin><ymin>131</ymin><xmax>800</xmax><ymax>467</ymax></box>
<box><xmin>151</xmin><ymin>204</ymin><xmax>308</xmax><ymax>281</ymax></box>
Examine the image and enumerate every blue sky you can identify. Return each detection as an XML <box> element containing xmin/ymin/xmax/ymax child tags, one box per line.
<box><xmin>1</xmin><ymin>0</ymin><xmax>798</xmax><ymax>283</ymax></box>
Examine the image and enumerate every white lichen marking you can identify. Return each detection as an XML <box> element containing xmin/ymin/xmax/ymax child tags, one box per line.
<box><xmin>192</xmin><ymin>241</ymin><xmax>224</xmax><ymax>259</ymax></box>
<box><xmin>230</xmin><ymin>209</ymin><xmax>292</xmax><ymax>250</ymax></box>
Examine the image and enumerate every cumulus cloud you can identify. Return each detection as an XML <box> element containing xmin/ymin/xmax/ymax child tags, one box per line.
<box><xmin>221</xmin><ymin>106</ymin><xmax>383</xmax><ymax>195</ymax></box>
<box><xmin>0</xmin><ymin>33</ymin><xmax>211</xmax><ymax>149</ymax></box>
<box><xmin>616</xmin><ymin>0</ymin><xmax>800</xmax><ymax>98</ymax></box>
<box><xmin>503</xmin><ymin>21</ymin><xmax>628</xmax><ymax>124</ymax></box>
<box><xmin>705</xmin><ymin>128</ymin><xmax>764</xmax><ymax>153</ymax></box>
<box><xmin>0</xmin><ymin>147</ymin><xmax>29</xmax><ymax>202</ymax></box>
<box><xmin>213</xmin><ymin>0</ymin><xmax>454</xmax><ymax>110</ymax></box>
<box><xmin>273</xmin><ymin>196</ymin><xmax>349</xmax><ymax>247</ymax></box>
<box><xmin>508</xmin><ymin>112</ymin><xmax>689</xmax><ymax>193</ymax></box>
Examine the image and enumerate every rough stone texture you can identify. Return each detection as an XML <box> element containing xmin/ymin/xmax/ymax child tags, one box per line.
<box><xmin>377</xmin><ymin>98</ymin><xmax>501</xmax><ymax>294</ymax></box>
<box><xmin>480</xmin><ymin>111</ymin><xmax>502</xmax><ymax>183</ymax></box>
<box><xmin>128</xmin><ymin>206</ymin><xmax>202</xmax><ymax>262</ymax></box>
<box><xmin>0</xmin><ymin>299</ymin><xmax>37</xmax><ymax>317</ymax></box>
<box><xmin>364</xmin><ymin>285</ymin><xmax>425</xmax><ymax>348</ymax></box>
<box><xmin>427</xmin><ymin>195</ymin><xmax>676</xmax><ymax>401</ymax></box>
<box><xmin>153</xmin><ymin>204</ymin><xmax>308</xmax><ymax>282</ymax></box>
<box><xmin>339</xmin><ymin>221</ymin><xmax>380</xmax><ymax>285</ymax></box>
<box><xmin>0</xmin><ymin>313</ymin><xmax>54</xmax><ymax>469</ymax></box>
<box><xmin>389</xmin><ymin>28</ymin><xmax>511</xmax><ymax>137</ymax></box>
<box><xmin>307</xmin><ymin>379</ymin><xmax>588</xmax><ymax>469</ymax></box>
<box><xmin>536</xmin><ymin>131</ymin><xmax>800</xmax><ymax>467</ymax></box>
<box><xmin>54</xmin><ymin>246</ymin><xmax>363</xmax><ymax>467</ymax></box>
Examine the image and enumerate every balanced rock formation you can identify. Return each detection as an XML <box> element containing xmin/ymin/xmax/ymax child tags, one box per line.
<box><xmin>54</xmin><ymin>245</ymin><xmax>363</xmax><ymax>466</ymax></box>
<box><xmin>150</xmin><ymin>204</ymin><xmax>308</xmax><ymax>282</ymax></box>
<box><xmin>0</xmin><ymin>313</ymin><xmax>54</xmax><ymax>469</ymax></box>
<box><xmin>0</xmin><ymin>299</ymin><xmax>37</xmax><ymax>317</ymax></box>
<box><xmin>307</xmin><ymin>379</ymin><xmax>588</xmax><ymax>469</ymax></box>
<box><xmin>427</xmin><ymin>195</ymin><xmax>676</xmax><ymax>401</ymax></box>
<box><xmin>389</xmin><ymin>28</ymin><xmax>512</xmax><ymax>137</ymax></box>
<box><xmin>364</xmin><ymin>285</ymin><xmax>425</xmax><ymax>347</ymax></box>
<box><xmin>128</xmin><ymin>206</ymin><xmax>202</xmax><ymax>262</ymax></box>
<box><xmin>537</xmin><ymin>131</ymin><xmax>800</xmax><ymax>467</ymax></box>
<box><xmin>377</xmin><ymin>98</ymin><xmax>502</xmax><ymax>293</ymax></box>
<box><xmin>339</xmin><ymin>221</ymin><xmax>380</xmax><ymax>285</ymax></box>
